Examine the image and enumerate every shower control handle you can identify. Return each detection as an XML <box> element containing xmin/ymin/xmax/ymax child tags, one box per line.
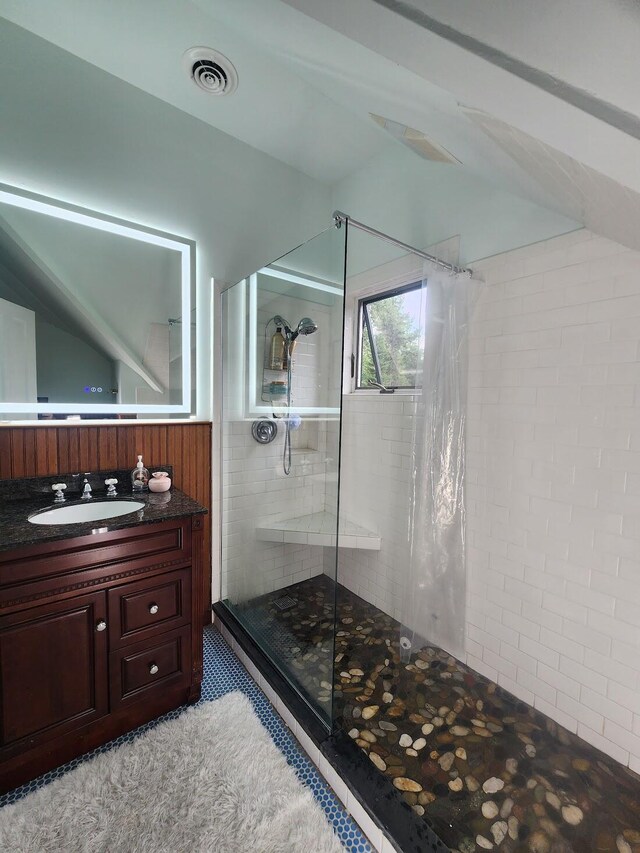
<box><xmin>251</xmin><ymin>419</ymin><xmax>277</xmax><ymax>444</ymax></box>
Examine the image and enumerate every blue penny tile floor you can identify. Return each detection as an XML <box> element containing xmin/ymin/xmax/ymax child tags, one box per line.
<box><xmin>0</xmin><ymin>625</ymin><xmax>373</xmax><ymax>853</ymax></box>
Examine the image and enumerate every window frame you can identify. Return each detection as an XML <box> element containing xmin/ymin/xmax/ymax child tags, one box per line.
<box><xmin>355</xmin><ymin>280</ymin><xmax>424</xmax><ymax>391</ymax></box>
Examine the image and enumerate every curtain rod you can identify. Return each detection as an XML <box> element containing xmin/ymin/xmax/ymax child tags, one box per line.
<box><xmin>332</xmin><ymin>210</ymin><xmax>471</xmax><ymax>275</ymax></box>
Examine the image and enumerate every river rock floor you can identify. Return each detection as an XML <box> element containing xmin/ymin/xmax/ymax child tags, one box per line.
<box><xmin>237</xmin><ymin>575</ymin><xmax>640</xmax><ymax>852</ymax></box>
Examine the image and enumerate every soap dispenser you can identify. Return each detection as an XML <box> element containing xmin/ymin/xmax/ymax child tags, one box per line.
<box><xmin>131</xmin><ymin>454</ymin><xmax>150</xmax><ymax>491</ymax></box>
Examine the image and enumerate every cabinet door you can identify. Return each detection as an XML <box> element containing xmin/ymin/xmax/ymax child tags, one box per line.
<box><xmin>0</xmin><ymin>591</ymin><xmax>108</xmax><ymax>757</ymax></box>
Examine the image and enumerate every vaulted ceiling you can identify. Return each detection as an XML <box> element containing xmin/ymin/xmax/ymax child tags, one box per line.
<box><xmin>2</xmin><ymin>0</ymin><xmax>640</xmax><ymax>251</ymax></box>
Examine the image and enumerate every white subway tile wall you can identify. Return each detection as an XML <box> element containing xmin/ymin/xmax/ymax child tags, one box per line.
<box><xmin>222</xmin><ymin>285</ymin><xmax>343</xmax><ymax>603</ymax></box>
<box><xmin>332</xmin><ymin>394</ymin><xmax>415</xmax><ymax>619</ymax></box>
<box><xmin>221</xmin><ymin>416</ymin><xmax>333</xmax><ymax>601</ymax></box>
<box><xmin>336</xmin><ymin>228</ymin><xmax>640</xmax><ymax>771</ymax></box>
<box><xmin>467</xmin><ymin>228</ymin><xmax>640</xmax><ymax>770</ymax></box>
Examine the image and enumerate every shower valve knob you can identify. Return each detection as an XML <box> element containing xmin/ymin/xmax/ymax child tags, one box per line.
<box><xmin>251</xmin><ymin>419</ymin><xmax>277</xmax><ymax>444</ymax></box>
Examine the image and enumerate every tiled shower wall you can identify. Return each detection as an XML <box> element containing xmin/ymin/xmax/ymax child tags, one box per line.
<box><xmin>221</xmin><ymin>272</ymin><xmax>343</xmax><ymax>602</ymax></box>
<box><xmin>330</xmin><ymin>394</ymin><xmax>415</xmax><ymax>618</ymax></box>
<box><xmin>221</xmin><ymin>291</ymin><xmax>341</xmax><ymax>603</ymax></box>
<box><xmin>467</xmin><ymin>228</ymin><xmax>640</xmax><ymax>771</ymax></box>
<box><xmin>221</xmin><ymin>416</ymin><xmax>327</xmax><ymax>601</ymax></box>
<box><xmin>336</xmin><ymin>228</ymin><xmax>640</xmax><ymax>771</ymax></box>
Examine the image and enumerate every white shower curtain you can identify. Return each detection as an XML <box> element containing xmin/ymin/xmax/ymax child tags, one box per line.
<box><xmin>400</xmin><ymin>263</ymin><xmax>481</xmax><ymax>660</ymax></box>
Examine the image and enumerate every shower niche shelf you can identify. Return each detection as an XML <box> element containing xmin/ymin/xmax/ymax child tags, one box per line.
<box><xmin>255</xmin><ymin>510</ymin><xmax>380</xmax><ymax>550</ymax></box>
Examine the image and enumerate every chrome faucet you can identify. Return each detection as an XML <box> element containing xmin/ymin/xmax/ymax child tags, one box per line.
<box><xmin>81</xmin><ymin>479</ymin><xmax>92</xmax><ymax>500</ymax></box>
<box><xmin>105</xmin><ymin>478</ymin><xmax>118</xmax><ymax>497</ymax></box>
<box><xmin>51</xmin><ymin>483</ymin><xmax>67</xmax><ymax>503</ymax></box>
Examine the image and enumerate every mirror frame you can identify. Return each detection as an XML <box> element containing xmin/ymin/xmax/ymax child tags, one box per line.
<box><xmin>0</xmin><ymin>182</ymin><xmax>195</xmax><ymax>416</ymax></box>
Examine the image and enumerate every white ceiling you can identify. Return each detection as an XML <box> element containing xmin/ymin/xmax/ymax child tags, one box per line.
<box><xmin>0</xmin><ymin>0</ymin><xmax>553</xmax><ymax>194</ymax></box>
<box><xmin>0</xmin><ymin>0</ymin><xmax>394</xmax><ymax>184</ymax></box>
<box><xmin>467</xmin><ymin>109</ymin><xmax>640</xmax><ymax>256</ymax></box>
<box><xmin>283</xmin><ymin>0</ymin><xmax>640</xmax><ymax>187</ymax></box>
<box><xmin>3</xmin><ymin>0</ymin><xmax>640</xmax><ymax>252</ymax></box>
<box><xmin>382</xmin><ymin>0</ymin><xmax>640</xmax><ymax>120</ymax></box>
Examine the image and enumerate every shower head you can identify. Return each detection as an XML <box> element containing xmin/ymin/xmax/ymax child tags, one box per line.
<box><xmin>295</xmin><ymin>317</ymin><xmax>317</xmax><ymax>337</ymax></box>
<box><xmin>271</xmin><ymin>315</ymin><xmax>318</xmax><ymax>341</ymax></box>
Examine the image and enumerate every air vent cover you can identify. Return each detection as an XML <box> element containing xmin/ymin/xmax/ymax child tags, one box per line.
<box><xmin>183</xmin><ymin>46</ymin><xmax>238</xmax><ymax>96</ymax></box>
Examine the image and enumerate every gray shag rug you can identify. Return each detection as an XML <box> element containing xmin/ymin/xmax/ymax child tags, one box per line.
<box><xmin>0</xmin><ymin>691</ymin><xmax>344</xmax><ymax>852</ymax></box>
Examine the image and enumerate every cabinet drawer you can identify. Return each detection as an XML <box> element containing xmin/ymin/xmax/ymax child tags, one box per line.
<box><xmin>109</xmin><ymin>627</ymin><xmax>190</xmax><ymax>710</ymax></box>
<box><xmin>108</xmin><ymin>569</ymin><xmax>190</xmax><ymax>647</ymax></box>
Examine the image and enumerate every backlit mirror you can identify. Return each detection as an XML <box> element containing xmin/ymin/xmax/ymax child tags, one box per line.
<box><xmin>0</xmin><ymin>183</ymin><xmax>194</xmax><ymax>418</ymax></box>
<box><xmin>247</xmin><ymin>265</ymin><xmax>343</xmax><ymax>417</ymax></box>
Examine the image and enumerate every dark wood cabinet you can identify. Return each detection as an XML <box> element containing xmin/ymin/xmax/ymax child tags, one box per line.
<box><xmin>0</xmin><ymin>591</ymin><xmax>108</xmax><ymax>756</ymax></box>
<box><xmin>0</xmin><ymin>516</ymin><xmax>204</xmax><ymax>793</ymax></box>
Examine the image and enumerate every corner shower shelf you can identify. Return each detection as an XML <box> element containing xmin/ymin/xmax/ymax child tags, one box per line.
<box><xmin>255</xmin><ymin>511</ymin><xmax>381</xmax><ymax>550</ymax></box>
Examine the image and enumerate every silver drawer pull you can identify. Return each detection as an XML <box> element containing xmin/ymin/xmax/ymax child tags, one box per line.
<box><xmin>96</xmin><ymin>620</ymin><xmax>107</xmax><ymax>632</ymax></box>
<box><xmin>149</xmin><ymin>663</ymin><xmax>159</xmax><ymax>675</ymax></box>
<box><xmin>148</xmin><ymin>603</ymin><xmax>159</xmax><ymax>615</ymax></box>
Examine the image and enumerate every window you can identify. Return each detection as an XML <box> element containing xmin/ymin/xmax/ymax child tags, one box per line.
<box><xmin>357</xmin><ymin>281</ymin><xmax>424</xmax><ymax>390</ymax></box>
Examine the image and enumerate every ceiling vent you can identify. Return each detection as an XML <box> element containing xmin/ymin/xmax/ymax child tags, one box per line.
<box><xmin>370</xmin><ymin>114</ymin><xmax>461</xmax><ymax>165</ymax></box>
<box><xmin>183</xmin><ymin>46</ymin><xmax>238</xmax><ymax>96</ymax></box>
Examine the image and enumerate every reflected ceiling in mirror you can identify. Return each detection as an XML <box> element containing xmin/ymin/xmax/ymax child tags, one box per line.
<box><xmin>0</xmin><ymin>183</ymin><xmax>194</xmax><ymax>418</ymax></box>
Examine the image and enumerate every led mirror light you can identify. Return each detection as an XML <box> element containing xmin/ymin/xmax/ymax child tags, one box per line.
<box><xmin>0</xmin><ymin>183</ymin><xmax>194</xmax><ymax>415</ymax></box>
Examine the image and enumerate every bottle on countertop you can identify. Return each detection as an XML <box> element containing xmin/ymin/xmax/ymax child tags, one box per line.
<box><xmin>131</xmin><ymin>454</ymin><xmax>150</xmax><ymax>491</ymax></box>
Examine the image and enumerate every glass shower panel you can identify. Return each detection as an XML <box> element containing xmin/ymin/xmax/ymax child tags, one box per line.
<box><xmin>331</xmin><ymin>226</ymin><xmax>423</xmax><ymax>735</ymax></box>
<box><xmin>333</xmin><ymin>224</ymin><xmax>472</xmax><ymax>845</ymax></box>
<box><xmin>220</xmin><ymin>225</ymin><xmax>346</xmax><ymax>725</ymax></box>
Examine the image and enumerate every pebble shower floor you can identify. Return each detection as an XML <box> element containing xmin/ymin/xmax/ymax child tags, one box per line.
<box><xmin>0</xmin><ymin>625</ymin><xmax>372</xmax><ymax>853</ymax></box>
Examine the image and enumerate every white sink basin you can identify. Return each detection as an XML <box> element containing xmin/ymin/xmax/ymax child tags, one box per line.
<box><xmin>29</xmin><ymin>500</ymin><xmax>146</xmax><ymax>526</ymax></box>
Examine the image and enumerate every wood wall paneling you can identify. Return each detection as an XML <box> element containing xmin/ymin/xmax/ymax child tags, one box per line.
<box><xmin>0</xmin><ymin>423</ymin><xmax>212</xmax><ymax>623</ymax></box>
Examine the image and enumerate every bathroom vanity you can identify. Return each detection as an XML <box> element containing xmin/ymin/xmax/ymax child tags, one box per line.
<box><xmin>0</xmin><ymin>478</ymin><xmax>207</xmax><ymax>793</ymax></box>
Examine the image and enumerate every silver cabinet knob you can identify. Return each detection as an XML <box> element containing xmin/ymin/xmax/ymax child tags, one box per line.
<box><xmin>96</xmin><ymin>620</ymin><xmax>107</xmax><ymax>632</ymax></box>
<box><xmin>148</xmin><ymin>603</ymin><xmax>159</xmax><ymax>615</ymax></box>
<box><xmin>149</xmin><ymin>663</ymin><xmax>159</xmax><ymax>675</ymax></box>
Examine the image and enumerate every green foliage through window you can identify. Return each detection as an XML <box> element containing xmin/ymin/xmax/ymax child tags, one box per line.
<box><xmin>358</xmin><ymin>282</ymin><xmax>424</xmax><ymax>389</ymax></box>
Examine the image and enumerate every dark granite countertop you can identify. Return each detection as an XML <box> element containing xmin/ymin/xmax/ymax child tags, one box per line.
<box><xmin>0</xmin><ymin>468</ymin><xmax>207</xmax><ymax>555</ymax></box>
